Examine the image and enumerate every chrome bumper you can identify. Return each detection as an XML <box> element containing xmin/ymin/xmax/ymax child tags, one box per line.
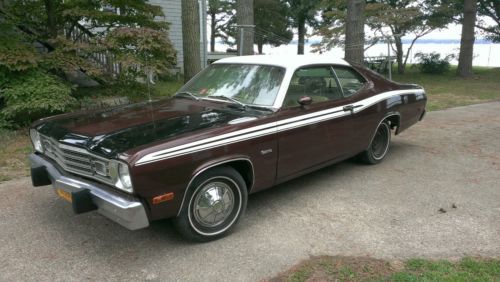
<box><xmin>29</xmin><ymin>153</ymin><xmax>149</xmax><ymax>230</ymax></box>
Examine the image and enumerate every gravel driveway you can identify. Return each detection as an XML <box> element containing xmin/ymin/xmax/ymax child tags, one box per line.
<box><xmin>1</xmin><ymin>102</ymin><xmax>499</xmax><ymax>281</ymax></box>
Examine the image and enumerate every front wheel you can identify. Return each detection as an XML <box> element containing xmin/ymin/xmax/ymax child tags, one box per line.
<box><xmin>360</xmin><ymin>121</ymin><xmax>391</xmax><ymax>164</ymax></box>
<box><xmin>173</xmin><ymin>166</ymin><xmax>248</xmax><ymax>242</ymax></box>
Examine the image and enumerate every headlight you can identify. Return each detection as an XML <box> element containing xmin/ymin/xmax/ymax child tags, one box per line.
<box><xmin>30</xmin><ymin>129</ymin><xmax>44</xmax><ymax>153</ymax></box>
<box><xmin>109</xmin><ymin>161</ymin><xmax>133</xmax><ymax>193</ymax></box>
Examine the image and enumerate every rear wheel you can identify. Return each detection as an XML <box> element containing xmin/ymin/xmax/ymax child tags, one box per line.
<box><xmin>173</xmin><ymin>166</ymin><xmax>247</xmax><ymax>242</ymax></box>
<box><xmin>360</xmin><ymin>121</ymin><xmax>391</xmax><ymax>164</ymax></box>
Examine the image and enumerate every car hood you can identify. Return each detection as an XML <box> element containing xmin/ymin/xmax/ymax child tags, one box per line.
<box><xmin>34</xmin><ymin>98</ymin><xmax>256</xmax><ymax>159</ymax></box>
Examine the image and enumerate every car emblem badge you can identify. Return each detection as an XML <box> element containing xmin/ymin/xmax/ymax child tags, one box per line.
<box><xmin>260</xmin><ymin>149</ymin><xmax>273</xmax><ymax>155</ymax></box>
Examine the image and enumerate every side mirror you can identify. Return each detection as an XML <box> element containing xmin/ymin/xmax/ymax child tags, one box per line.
<box><xmin>298</xmin><ymin>96</ymin><xmax>312</xmax><ymax>107</ymax></box>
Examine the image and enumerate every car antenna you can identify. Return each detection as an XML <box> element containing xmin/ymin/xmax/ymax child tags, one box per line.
<box><xmin>145</xmin><ymin>55</ymin><xmax>157</xmax><ymax>134</ymax></box>
<box><xmin>146</xmin><ymin>56</ymin><xmax>153</xmax><ymax>103</ymax></box>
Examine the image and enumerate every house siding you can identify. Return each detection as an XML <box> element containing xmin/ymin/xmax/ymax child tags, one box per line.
<box><xmin>149</xmin><ymin>0</ymin><xmax>207</xmax><ymax>73</ymax></box>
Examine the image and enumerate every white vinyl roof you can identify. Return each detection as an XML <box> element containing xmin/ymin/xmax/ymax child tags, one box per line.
<box><xmin>214</xmin><ymin>55</ymin><xmax>350</xmax><ymax>69</ymax></box>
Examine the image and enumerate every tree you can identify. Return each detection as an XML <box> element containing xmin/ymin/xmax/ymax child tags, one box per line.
<box><xmin>476</xmin><ymin>1</ymin><xmax>499</xmax><ymax>42</ymax></box>
<box><xmin>3</xmin><ymin>0</ymin><xmax>176</xmax><ymax>82</ymax></box>
<box><xmin>345</xmin><ymin>0</ymin><xmax>365</xmax><ymax>63</ymax></box>
<box><xmin>254</xmin><ymin>0</ymin><xmax>293</xmax><ymax>54</ymax></box>
<box><xmin>208</xmin><ymin>0</ymin><xmax>234</xmax><ymax>52</ymax></box>
<box><xmin>182</xmin><ymin>0</ymin><xmax>202</xmax><ymax>81</ymax></box>
<box><xmin>457</xmin><ymin>0</ymin><xmax>478</xmax><ymax>77</ymax></box>
<box><xmin>445</xmin><ymin>0</ymin><xmax>499</xmax><ymax>43</ymax></box>
<box><xmin>236</xmin><ymin>0</ymin><xmax>254</xmax><ymax>55</ymax></box>
<box><xmin>367</xmin><ymin>0</ymin><xmax>452</xmax><ymax>74</ymax></box>
<box><xmin>285</xmin><ymin>0</ymin><xmax>321</xmax><ymax>54</ymax></box>
<box><xmin>1</xmin><ymin>0</ymin><xmax>177</xmax><ymax>127</ymax></box>
<box><xmin>312</xmin><ymin>0</ymin><xmax>349</xmax><ymax>54</ymax></box>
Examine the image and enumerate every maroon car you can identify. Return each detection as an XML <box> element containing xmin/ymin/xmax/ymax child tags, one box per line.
<box><xmin>29</xmin><ymin>55</ymin><xmax>426</xmax><ymax>241</ymax></box>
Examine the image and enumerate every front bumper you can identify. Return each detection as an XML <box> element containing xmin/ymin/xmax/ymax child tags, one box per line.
<box><xmin>29</xmin><ymin>153</ymin><xmax>149</xmax><ymax>230</ymax></box>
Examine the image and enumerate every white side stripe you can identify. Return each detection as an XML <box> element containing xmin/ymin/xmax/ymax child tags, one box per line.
<box><xmin>136</xmin><ymin>89</ymin><xmax>424</xmax><ymax>165</ymax></box>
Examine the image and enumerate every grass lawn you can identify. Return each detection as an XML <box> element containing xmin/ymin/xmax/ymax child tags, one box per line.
<box><xmin>392</xmin><ymin>66</ymin><xmax>500</xmax><ymax>111</ymax></box>
<box><xmin>0</xmin><ymin>129</ymin><xmax>31</xmax><ymax>182</ymax></box>
<box><xmin>271</xmin><ymin>256</ymin><xmax>500</xmax><ymax>282</ymax></box>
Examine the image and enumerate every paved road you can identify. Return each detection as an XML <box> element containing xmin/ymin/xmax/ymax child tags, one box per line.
<box><xmin>1</xmin><ymin>102</ymin><xmax>499</xmax><ymax>281</ymax></box>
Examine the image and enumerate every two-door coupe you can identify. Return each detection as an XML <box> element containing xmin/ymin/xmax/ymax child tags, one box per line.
<box><xmin>29</xmin><ymin>55</ymin><xmax>426</xmax><ymax>241</ymax></box>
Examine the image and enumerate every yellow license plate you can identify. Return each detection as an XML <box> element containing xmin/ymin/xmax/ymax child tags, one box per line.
<box><xmin>56</xmin><ymin>188</ymin><xmax>72</xmax><ymax>203</ymax></box>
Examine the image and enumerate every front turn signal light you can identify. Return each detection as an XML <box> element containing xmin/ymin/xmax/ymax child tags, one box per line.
<box><xmin>152</xmin><ymin>192</ymin><xmax>175</xmax><ymax>205</ymax></box>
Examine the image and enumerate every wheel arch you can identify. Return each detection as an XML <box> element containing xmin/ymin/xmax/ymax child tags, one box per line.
<box><xmin>384</xmin><ymin>112</ymin><xmax>401</xmax><ymax>135</ymax></box>
<box><xmin>366</xmin><ymin>112</ymin><xmax>400</xmax><ymax>150</ymax></box>
<box><xmin>176</xmin><ymin>157</ymin><xmax>254</xmax><ymax>217</ymax></box>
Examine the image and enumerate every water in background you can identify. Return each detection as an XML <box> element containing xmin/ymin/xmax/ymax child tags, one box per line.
<box><xmin>267</xmin><ymin>42</ymin><xmax>500</xmax><ymax>67</ymax></box>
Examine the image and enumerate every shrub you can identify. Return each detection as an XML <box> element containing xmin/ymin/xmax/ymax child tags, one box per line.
<box><xmin>414</xmin><ymin>52</ymin><xmax>454</xmax><ymax>74</ymax></box>
<box><xmin>0</xmin><ymin>70</ymin><xmax>76</xmax><ymax>128</ymax></box>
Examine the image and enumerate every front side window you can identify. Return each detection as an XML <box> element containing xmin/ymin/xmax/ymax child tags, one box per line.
<box><xmin>283</xmin><ymin>66</ymin><xmax>343</xmax><ymax>107</ymax></box>
<box><xmin>178</xmin><ymin>64</ymin><xmax>286</xmax><ymax>107</ymax></box>
<box><xmin>333</xmin><ymin>67</ymin><xmax>366</xmax><ymax>97</ymax></box>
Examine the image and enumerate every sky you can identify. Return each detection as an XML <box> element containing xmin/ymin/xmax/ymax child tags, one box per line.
<box><xmin>413</xmin><ymin>23</ymin><xmax>463</xmax><ymax>40</ymax></box>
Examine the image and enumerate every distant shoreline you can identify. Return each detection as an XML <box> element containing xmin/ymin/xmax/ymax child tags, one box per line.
<box><xmin>303</xmin><ymin>38</ymin><xmax>498</xmax><ymax>45</ymax></box>
<box><xmin>399</xmin><ymin>39</ymin><xmax>496</xmax><ymax>44</ymax></box>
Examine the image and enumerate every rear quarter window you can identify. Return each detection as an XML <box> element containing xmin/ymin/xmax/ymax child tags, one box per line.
<box><xmin>333</xmin><ymin>67</ymin><xmax>366</xmax><ymax>97</ymax></box>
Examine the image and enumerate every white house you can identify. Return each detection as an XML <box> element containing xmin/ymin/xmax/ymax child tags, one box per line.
<box><xmin>149</xmin><ymin>0</ymin><xmax>208</xmax><ymax>72</ymax></box>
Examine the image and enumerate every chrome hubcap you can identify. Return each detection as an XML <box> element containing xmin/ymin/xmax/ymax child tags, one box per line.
<box><xmin>193</xmin><ymin>182</ymin><xmax>235</xmax><ymax>227</ymax></box>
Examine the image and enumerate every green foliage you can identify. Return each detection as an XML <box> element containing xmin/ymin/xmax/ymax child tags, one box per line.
<box><xmin>207</xmin><ymin>0</ymin><xmax>234</xmax><ymax>50</ymax></box>
<box><xmin>0</xmin><ymin>0</ymin><xmax>177</xmax><ymax>128</ymax></box>
<box><xmin>312</xmin><ymin>0</ymin><xmax>346</xmax><ymax>53</ymax></box>
<box><xmin>285</xmin><ymin>0</ymin><xmax>321</xmax><ymax>28</ymax></box>
<box><xmin>414</xmin><ymin>52</ymin><xmax>454</xmax><ymax>74</ymax></box>
<box><xmin>254</xmin><ymin>0</ymin><xmax>293</xmax><ymax>53</ymax></box>
<box><xmin>0</xmin><ymin>21</ymin><xmax>40</xmax><ymax>71</ymax></box>
<box><xmin>0</xmin><ymin>70</ymin><xmax>75</xmax><ymax>127</ymax></box>
<box><xmin>105</xmin><ymin>27</ymin><xmax>177</xmax><ymax>82</ymax></box>
<box><xmin>3</xmin><ymin>0</ymin><xmax>176</xmax><ymax>82</ymax></box>
<box><xmin>364</xmin><ymin>0</ymin><xmax>454</xmax><ymax>74</ymax></box>
<box><xmin>442</xmin><ymin>0</ymin><xmax>500</xmax><ymax>43</ymax></box>
<box><xmin>477</xmin><ymin>1</ymin><xmax>500</xmax><ymax>42</ymax></box>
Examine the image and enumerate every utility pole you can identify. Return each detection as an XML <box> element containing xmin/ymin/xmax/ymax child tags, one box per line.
<box><xmin>235</xmin><ymin>24</ymin><xmax>255</xmax><ymax>56</ymax></box>
<box><xmin>200</xmin><ymin>0</ymin><xmax>208</xmax><ymax>68</ymax></box>
<box><xmin>387</xmin><ymin>38</ymin><xmax>392</xmax><ymax>80</ymax></box>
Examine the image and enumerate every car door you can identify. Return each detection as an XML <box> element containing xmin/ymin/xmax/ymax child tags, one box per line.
<box><xmin>331</xmin><ymin>66</ymin><xmax>374</xmax><ymax>155</ymax></box>
<box><xmin>275</xmin><ymin>65</ymin><xmax>357</xmax><ymax>181</ymax></box>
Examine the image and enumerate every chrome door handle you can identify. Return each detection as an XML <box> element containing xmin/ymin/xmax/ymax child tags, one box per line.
<box><xmin>343</xmin><ymin>104</ymin><xmax>362</xmax><ymax>113</ymax></box>
<box><xmin>343</xmin><ymin>105</ymin><xmax>354</xmax><ymax>112</ymax></box>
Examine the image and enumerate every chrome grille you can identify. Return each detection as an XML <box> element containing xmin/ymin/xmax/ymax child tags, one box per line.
<box><xmin>40</xmin><ymin>135</ymin><xmax>113</xmax><ymax>185</ymax></box>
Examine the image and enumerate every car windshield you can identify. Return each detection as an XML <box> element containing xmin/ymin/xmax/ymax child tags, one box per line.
<box><xmin>178</xmin><ymin>64</ymin><xmax>286</xmax><ymax>107</ymax></box>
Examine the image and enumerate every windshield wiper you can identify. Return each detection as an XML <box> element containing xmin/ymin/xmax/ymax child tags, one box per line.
<box><xmin>174</xmin><ymin>91</ymin><xmax>199</xmax><ymax>100</ymax></box>
<box><xmin>207</xmin><ymin>95</ymin><xmax>246</xmax><ymax>109</ymax></box>
<box><xmin>246</xmin><ymin>104</ymin><xmax>275</xmax><ymax>113</ymax></box>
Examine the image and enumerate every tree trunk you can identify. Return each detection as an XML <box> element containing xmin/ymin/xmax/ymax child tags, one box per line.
<box><xmin>345</xmin><ymin>0</ymin><xmax>365</xmax><ymax>64</ymax></box>
<box><xmin>394</xmin><ymin>36</ymin><xmax>404</xmax><ymax>74</ymax></box>
<box><xmin>457</xmin><ymin>0</ymin><xmax>477</xmax><ymax>77</ymax></box>
<box><xmin>237</xmin><ymin>0</ymin><xmax>254</xmax><ymax>55</ymax></box>
<box><xmin>182</xmin><ymin>0</ymin><xmax>202</xmax><ymax>82</ymax></box>
<box><xmin>44</xmin><ymin>0</ymin><xmax>57</xmax><ymax>38</ymax></box>
<box><xmin>257</xmin><ymin>42</ymin><xmax>263</xmax><ymax>54</ymax></box>
<box><xmin>210</xmin><ymin>11</ymin><xmax>216</xmax><ymax>52</ymax></box>
<box><xmin>297</xmin><ymin>15</ymin><xmax>305</xmax><ymax>55</ymax></box>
